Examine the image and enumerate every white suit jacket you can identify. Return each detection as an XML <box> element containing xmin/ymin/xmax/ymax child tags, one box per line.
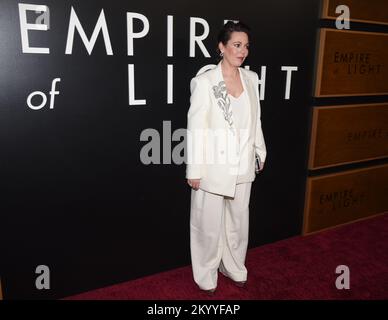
<box><xmin>186</xmin><ymin>61</ymin><xmax>267</xmax><ymax>197</ymax></box>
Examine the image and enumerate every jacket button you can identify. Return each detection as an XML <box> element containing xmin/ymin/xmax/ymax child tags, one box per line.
<box><xmin>220</xmin><ymin>150</ymin><xmax>225</xmax><ymax>154</ymax></box>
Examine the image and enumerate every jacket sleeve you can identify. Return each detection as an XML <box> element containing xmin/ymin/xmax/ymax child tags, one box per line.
<box><xmin>253</xmin><ymin>72</ymin><xmax>267</xmax><ymax>163</ymax></box>
<box><xmin>186</xmin><ymin>76</ymin><xmax>209</xmax><ymax>179</ymax></box>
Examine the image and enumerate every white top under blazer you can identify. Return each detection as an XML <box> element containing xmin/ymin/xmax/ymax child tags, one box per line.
<box><xmin>186</xmin><ymin>61</ymin><xmax>267</xmax><ymax>197</ymax></box>
<box><xmin>229</xmin><ymin>91</ymin><xmax>253</xmax><ymax>185</ymax></box>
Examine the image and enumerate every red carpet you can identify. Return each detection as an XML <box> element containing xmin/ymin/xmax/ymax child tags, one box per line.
<box><xmin>66</xmin><ymin>213</ymin><xmax>388</xmax><ymax>300</ymax></box>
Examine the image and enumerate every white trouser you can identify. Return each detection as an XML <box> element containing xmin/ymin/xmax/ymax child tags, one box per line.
<box><xmin>190</xmin><ymin>182</ymin><xmax>252</xmax><ymax>290</ymax></box>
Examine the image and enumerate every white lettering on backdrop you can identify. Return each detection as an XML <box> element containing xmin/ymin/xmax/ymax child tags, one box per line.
<box><xmin>18</xmin><ymin>4</ymin><xmax>299</xmax><ymax>106</ymax></box>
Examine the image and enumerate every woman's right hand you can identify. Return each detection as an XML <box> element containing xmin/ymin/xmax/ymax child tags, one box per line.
<box><xmin>187</xmin><ymin>179</ymin><xmax>200</xmax><ymax>190</ymax></box>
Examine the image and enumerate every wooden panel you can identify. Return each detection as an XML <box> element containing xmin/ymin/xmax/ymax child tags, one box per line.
<box><xmin>309</xmin><ymin>103</ymin><xmax>388</xmax><ymax>169</ymax></box>
<box><xmin>315</xmin><ymin>29</ymin><xmax>388</xmax><ymax>97</ymax></box>
<box><xmin>303</xmin><ymin>164</ymin><xmax>388</xmax><ymax>234</ymax></box>
<box><xmin>322</xmin><ymin>0</ymin><xmax>388</xmax><ymax>25</ymax></box>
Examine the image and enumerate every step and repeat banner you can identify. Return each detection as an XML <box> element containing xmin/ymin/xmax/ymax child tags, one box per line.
<box><xmin>0</xmin><ymin>0</ymin><xmax>320</xmax><ymax>298</ymax></box>
<box><xmin>303</xmin><ymin>0</ymin><xmax>388</xmax><ymax>234</ymax></box>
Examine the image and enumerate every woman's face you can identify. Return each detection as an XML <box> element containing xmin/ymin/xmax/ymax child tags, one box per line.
<box><xmin>219</xmin><ymin>31</ymin><xmax>249</xmax><ymax>67</ymax></box>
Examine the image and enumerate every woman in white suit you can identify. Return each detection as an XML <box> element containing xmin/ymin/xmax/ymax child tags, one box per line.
<box><xmin>186</xmin><ymin>21</ymin><xmax>267</xmax><ymax>294</ymax></box>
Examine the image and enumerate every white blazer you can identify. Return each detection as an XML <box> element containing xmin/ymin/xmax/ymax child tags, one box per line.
<box><xmin>186</xmin><ymin>61</ymin><xmax>267</xmax><ymax>197</ymax></box>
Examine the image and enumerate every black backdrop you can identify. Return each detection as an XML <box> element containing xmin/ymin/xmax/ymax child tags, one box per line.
<box><xmin>0</xmin><ymin>0</ymin><xmax>320</xmax><ymax>299</ymax></box>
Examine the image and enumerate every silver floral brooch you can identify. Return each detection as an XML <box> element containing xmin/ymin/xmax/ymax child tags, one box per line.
<box><xmin>212</xmin><ymin>81</ymin><xmax>234</xmax><ymax>134</ymax></box>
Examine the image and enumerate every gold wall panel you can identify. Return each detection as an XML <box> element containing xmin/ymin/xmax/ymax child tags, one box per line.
<box><xmin>322</xmin><ymin>0</ymin><xmax>388</xmax><ymax>25</ymax></box>
<box><xmin>315</xmin><ymin>29</ymin><xmax>388</xmax><ymax>97</ymax></box>
<box><xmin>309</xmin><ymin>103</ymin><xmax>388</xmax><ymax>169</ymax></box>
<box><xmin>303</xmin><ymin>164</ymin><xmax>388</xmax><ymax>234</ymax></box>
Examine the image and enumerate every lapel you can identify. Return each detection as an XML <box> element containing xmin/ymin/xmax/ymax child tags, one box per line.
<box><xmin>209</xmin><ymin>61</ymin><xmax>256</xmax><ymax>135</ymax></box>
<box><xmin>238</xmin><ymin>67</ymin><xmax>257</xmax><ymax>133</ymax></box>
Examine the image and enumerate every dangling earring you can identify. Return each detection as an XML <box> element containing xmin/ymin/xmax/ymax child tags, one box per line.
<box><xmin>220</xmin><ymin>51</ymin><xmax>224</xmax><ymax>58</ymax></box>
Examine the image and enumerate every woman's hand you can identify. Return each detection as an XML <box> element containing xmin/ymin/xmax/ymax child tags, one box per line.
<box><xmin>187</xmin><ymin>179</ymin><xmax>201</xmax><ymax>190</ymax></box>
<box><xmin>259</xmin><ymin>161</ymin><xmax>265</xmax><ymax>171</ymax></box>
